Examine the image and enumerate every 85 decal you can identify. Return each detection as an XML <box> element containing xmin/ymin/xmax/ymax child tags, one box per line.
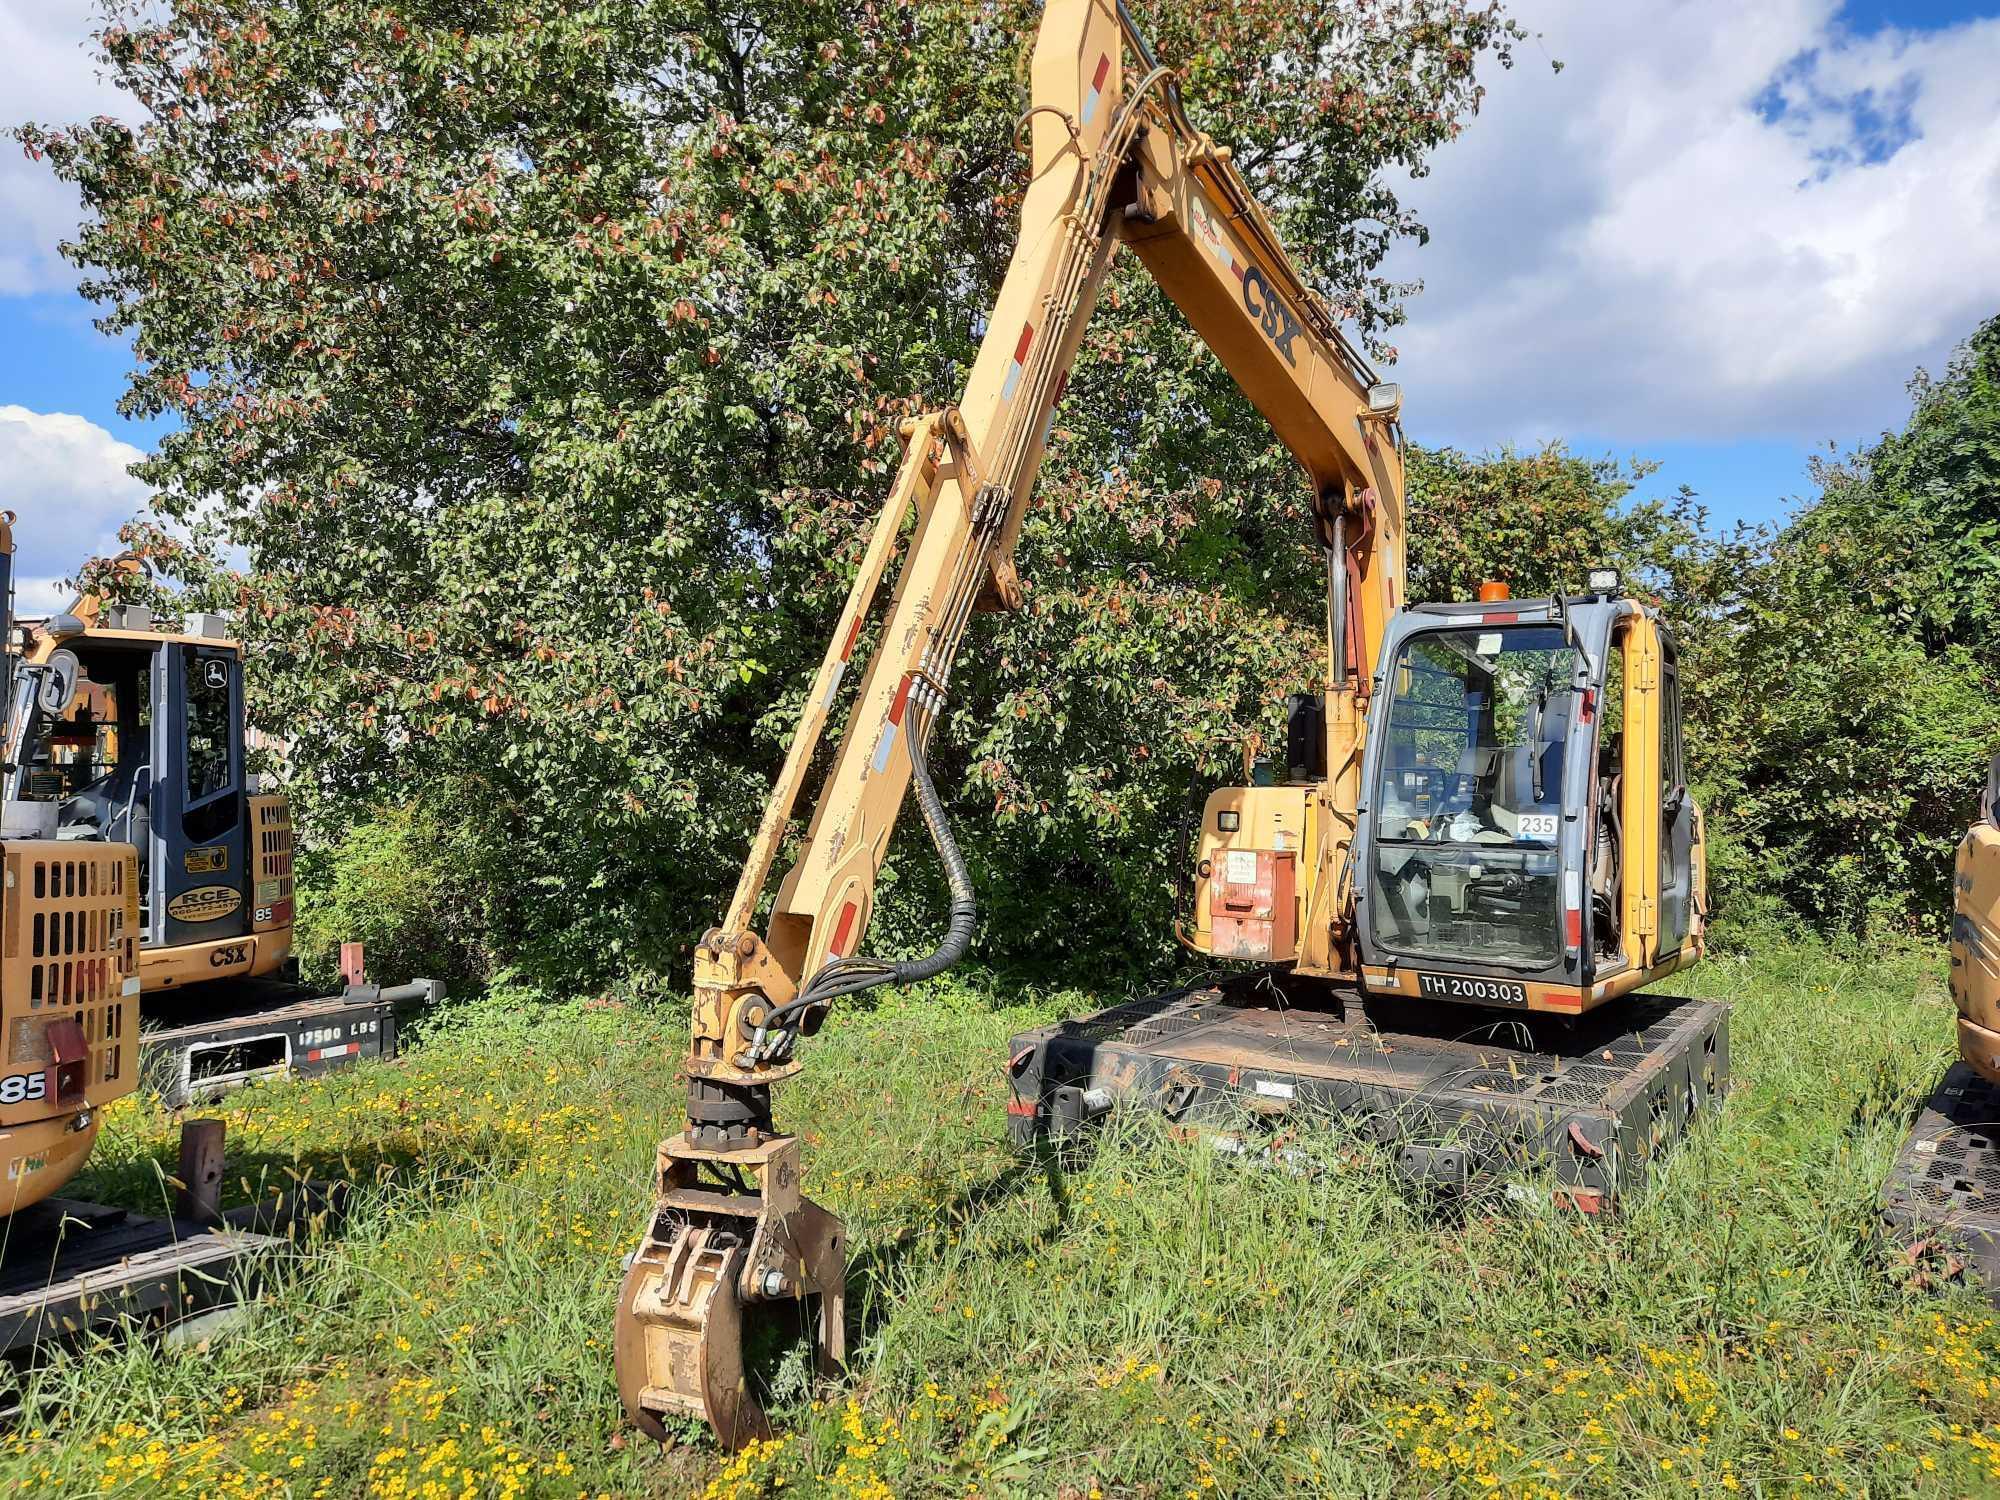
<box><xmin>0</xmin><ymin>1072</ymin><xmax>47</xmax><ymax>1106</ymax></box>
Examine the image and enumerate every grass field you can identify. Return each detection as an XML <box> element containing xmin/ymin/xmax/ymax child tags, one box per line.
<box><xmin>1</xmin><ymin>944</ymin><xmax>1995</xmax><ymax>1498</ymax></box>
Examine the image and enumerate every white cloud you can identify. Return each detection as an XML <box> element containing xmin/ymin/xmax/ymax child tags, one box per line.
<box><xmin>0</xmin><ymin>2</ymin><xmax>131</xmax><ymax>295</ymax></box>
<box><xmin>5</xmin><ymin>0</ymin><xmax>1995</xmax><ymax>472</ymax></box>
<box><xmin>0</xmin><ymin>404</ymin><xmax>149</xmax><ymax>606</ymax></box>
<box><xmin>1386</xmin><ymin>0</ymin><xmax>2000</xmax><ymax>449</ymax></box>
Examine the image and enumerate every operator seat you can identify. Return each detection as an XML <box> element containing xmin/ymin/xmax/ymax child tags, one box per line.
<box><xmin>1484</xmin><ymin>689</ymin><xmax>1572</xmax><ymax>838</ymax></box>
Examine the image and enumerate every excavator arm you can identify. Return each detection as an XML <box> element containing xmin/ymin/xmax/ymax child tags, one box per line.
<box><xmin>616</xmin><ymin>0</ymin><xmax>1406</xmax><ymax>1446</ymax></box>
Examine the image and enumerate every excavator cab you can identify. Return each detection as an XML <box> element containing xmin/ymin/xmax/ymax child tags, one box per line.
<box><xmin>1353</xmin><ymin>589</ymin><xmax>1702</xmax><ymax>1012</ymax></box>
<box><xmin>1188</xmin><ymin>584</ymin><xmax>1704</xmax><ymax>1013</ymax></box>
<box><xmin>14</xmin><ymin>613</ymin><xmax>296</xmax><ymax>992</ymax></box>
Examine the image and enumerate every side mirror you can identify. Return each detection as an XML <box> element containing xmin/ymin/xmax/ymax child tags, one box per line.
<box><xmin>36</xmin><ymin>650</ymin><xmax>81</xmax><ymax>718</ymax></box>
<box><xmin>1985</xmin><ymin>750</ymin><xmax>2000</xmax><ymax>826</ymax></box>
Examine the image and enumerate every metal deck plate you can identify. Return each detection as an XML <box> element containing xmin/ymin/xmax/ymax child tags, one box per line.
<box><xmin>0</xmin><ymin>1198</ymin><xmax>283</xmax><ymax>1354</ymax></box>
<box><xmin>140</xmin><ymin>978</ymin><xmax>399</xmax><ymax>1107</ymax></box>
<box><xmin>1881</xmin><ymin>1063</ymin><xmax>2000</xmax><ymax>1305</ymax></box>
<box><xmin>1008</xmin><ymin>981</ymin><xmax>1731</xmax><ymax>1207</ymax></box>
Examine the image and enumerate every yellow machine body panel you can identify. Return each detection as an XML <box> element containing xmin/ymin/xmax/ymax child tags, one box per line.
<box><xmin>138</xmin><ymin>791</ymin><xmax>298</xmax><ymax>991</ymax></box>
<box><xmin>1189</xmin><ymin>786</ymin><xmax>1317</xmax><ymax>963</ymax></box>
<box><xmin>0</xmin><ymin>841</ymin><xmax>140</xmax><ymax>1213</ymax></box>
<box><xmin>1607</xmin><ymin>612</ymin><xmax>1704</xmax><ymax>996</ymax></box>
<box><xmin>1953</xmin><ymin>755</ymin><xmax>2000</xmax><ymax>1083</ymax></box>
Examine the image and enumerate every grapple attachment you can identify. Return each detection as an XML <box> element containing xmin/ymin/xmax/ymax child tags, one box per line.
<box><xmin>615</xmin><ymin>1133</ymin><xmax>845</xmax><ymax>1449</ymax></box>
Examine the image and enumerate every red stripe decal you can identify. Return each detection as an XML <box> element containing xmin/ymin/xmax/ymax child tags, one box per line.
<box><xmin>888</xmin><ymin>673</ymin><xmax>914</xmax><ymax>726</ymax></box>
<box><xmin>840</xmin><ymin>613</ymin><xmax>864</xmax><ymax>662</ymax></box>
<box><xmin>1579</xmin><ymin>687</ymin><xmax>1596</xmax><ymax>725</ymax></box>
<box><xmin>1484</xmin><ymin>611</ymin><xmax>1520</xmax><ymax>626</ymax></box>
<box><xmin>1091</xmin><ymin>53</ymin><xmax>1111</xmax><ymax>91</ymax></box>
<box><xmin>1012</xmin><ymin>322</ymin><xmax>1034</xmax><ymax>365</ymax></box>
<box><xmin>1563</xmin><ymin>907</ymin><xmax>1583</xmax><ymax>947</ymax></box>
<box><xmin>830</xmin><ymin>901</ymin><xmax>858</xmax><ymax>957</ymax></box>
<box><xmin>1051</xmin><ymin>370</ymin><xmax>1068</xmax><ymax>404</ymax></box>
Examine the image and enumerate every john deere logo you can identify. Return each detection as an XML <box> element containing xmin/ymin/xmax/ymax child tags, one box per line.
<box><xmin>168</xmin><ymin>885</ymin><xmax>242</xmax><ymax>923</ymax></box>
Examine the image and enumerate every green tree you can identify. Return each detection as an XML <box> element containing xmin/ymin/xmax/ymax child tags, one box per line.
<box><xmin>23</xmin><ymin>0</ymin><xmax>1530</xmax><ymax>985</ymax></box>
<box><xmin>1791</xmin><ymin>315</ymin><xmax>2000</xmax><ymax>661</ymax></box>
<box><xmin>1697</xmin><ymin>316</ymin><xmax>2000</xmax><ymax>937</ymax></box>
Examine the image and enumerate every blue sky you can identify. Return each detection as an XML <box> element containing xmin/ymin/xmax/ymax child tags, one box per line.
<box><xmin>1381</xmin><ymin>0</ymin><xmax>2000</xmax><ymax>531</ymax></box>
<box><xmin>2</xmin><ymin>0</ymin><xmax>1998</xmax><ymax>602</ymax></box>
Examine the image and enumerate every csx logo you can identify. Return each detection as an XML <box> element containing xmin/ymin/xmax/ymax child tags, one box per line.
<box><xmin>1241</xmin><ymin>265</ymin><xmax>1303</xmax><ymax>366</ymax></box>
<box><xmin>209</xmin><ymin>942</ymin><xmax>250</xmax><ymax>969</ymax></box>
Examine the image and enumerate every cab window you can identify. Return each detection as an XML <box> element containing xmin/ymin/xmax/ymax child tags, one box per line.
<box><xmin>186</xmin><ymin>650</ymin><xmax>235</xmax><ymax>804</ymax></box>
<box><xmin>1371</xmin><ymin>624</ymin><xmax>1578</xmax><ymax>967</ymax></box>
<box><xmin>44</xmin><ymin>647</ymin><xmax>148</xmax><ymax>798</ymax></box>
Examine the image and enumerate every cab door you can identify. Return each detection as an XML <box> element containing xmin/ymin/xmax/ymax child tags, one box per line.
<box><xmin>1656</xmin><ymin>636</ymin><xmax>1696</xmax><ymax>955</ymax></box>
<box><xmin>1617</xmin><ymin>615</ymin><xmax>1697</xmax><ymax>969</ymax></box>
<box><xmin>151</xmin><ymin>643</ymin><xmax>250</xmax><ymax>949</ymax></box>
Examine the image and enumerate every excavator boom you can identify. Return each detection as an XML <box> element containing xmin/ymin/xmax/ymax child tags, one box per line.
<box><xmin>616</xmin><ymin>0</ymin><xmax>1407</xmax><ymax>1446</ymax></box>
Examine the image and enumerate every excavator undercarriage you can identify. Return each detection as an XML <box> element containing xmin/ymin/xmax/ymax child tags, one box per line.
<box><xmin>1007</xmin><ymin>972</ymin><xmax>1729</xmax><ymax>1208</ymax></box>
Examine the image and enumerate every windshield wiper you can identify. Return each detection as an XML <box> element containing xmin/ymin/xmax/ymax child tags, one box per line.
<box><xmin>1528</xmin><ymin>687</ymin><xmax>1546</xmax><ymax>803</ymax></box>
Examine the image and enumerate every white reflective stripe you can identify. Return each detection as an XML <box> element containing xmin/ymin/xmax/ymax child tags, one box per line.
<box><xmin>1563</xmin><ymin>869</ymin><xmax>1581</xmax><ymax>911</ymax></box>
<box><xmin>1000</xmin><ymin>360</ymin><xmax>1023</xmax><ymax>402</ymax></box>
<box><xmin>871</xmin><ymin>721</ymin><xmax>899</xmax><ymax>774</ymax></box>
<box><xmin>820</xmin><ymin>659</ymin><xmax>846</xmax><ymax>710</ymax></box>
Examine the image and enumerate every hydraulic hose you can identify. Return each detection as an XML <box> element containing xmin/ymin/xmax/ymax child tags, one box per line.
<box><xmin>885</xmin><ymin>719</ymin><xmax>977</xmax><ymax>983</ymax></box>
<box><xmin>756</xmin><ymin>704</ymin><xmax>975</xmax><ymax>1048</ymax></box>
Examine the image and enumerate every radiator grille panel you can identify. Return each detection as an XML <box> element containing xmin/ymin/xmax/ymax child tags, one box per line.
<box><xmin>4</xmin><ymin>843</ymin><xmax>140</xmax><ymax>1099</ymax></box>
<box><xmin>250</xmin><ymin>794</ymin><xmax>295</xmax><ymax>920</ymax></box>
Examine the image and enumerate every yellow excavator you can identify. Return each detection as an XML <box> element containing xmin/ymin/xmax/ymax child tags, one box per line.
<box><xmin>0</xmin><ymin>517</ymin><xmax>140</xmax><ymax>1213</ymax></box>
<box><xmin>0</xmin><ymin>531</ymin><xmax>435</xmax><ymax>1217</ymax></box>
<box><xmin>1878</xmin><ymin>753</ymin><xmax>2000</xmax><ymax>1299</ymax></box>
<box><xmin>9</xmin><ymin>555</ymin><xmax>299</xmax><ymax>997</ymax></box>
<box><xmin>615</xmin><ymin>0</ymin><xmax>1715</xmax><ymax>1447</ymax></box>
<box><xmin>1952</xmin><ymin>752</ymin><xmax>2000</xmax><ymax>1079</ymax></box>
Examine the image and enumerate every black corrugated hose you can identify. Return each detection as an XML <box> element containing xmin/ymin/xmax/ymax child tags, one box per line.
<box><xmin>757</xmin><ymin>702</ymin><xmax>975</xmax><ymax>1049</ymax></box>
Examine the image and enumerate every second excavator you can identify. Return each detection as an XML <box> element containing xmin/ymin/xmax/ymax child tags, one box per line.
<box><xmin>616</xmin><ymin>0</ymin><xmax>1722</xmax><ymax>1447</ymax></box>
